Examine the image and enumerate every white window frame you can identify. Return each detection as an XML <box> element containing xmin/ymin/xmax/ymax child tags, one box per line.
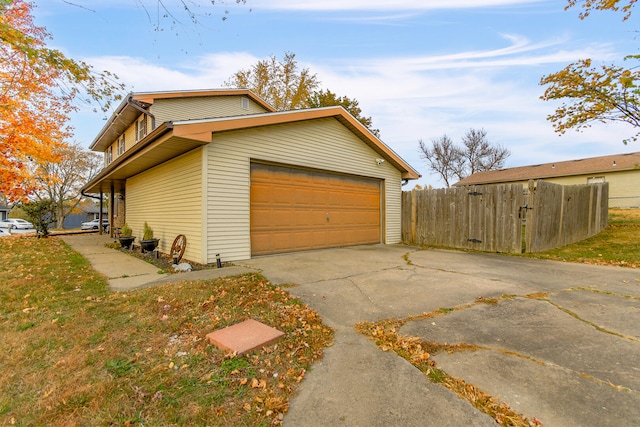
<box><xmin>587</xmin><ymin>176</ymin><xmax>605</xmax><ymax>184</ymax></box>
<box><xmin>105</xmin><ymin>146</ymin><xmax>113</xmax><ymax>166</ymax></box>
<box><xmin>136</xmin><ymin>115</ymin><xmax>148</xmax><ymax>141</ymax></box>
<box><xmin>117</xmin><ymin>135</ymin><xmax>125</xmax><ymax>156</ymax></box>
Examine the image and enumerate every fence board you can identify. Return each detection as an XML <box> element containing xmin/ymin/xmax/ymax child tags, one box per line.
<box><xmin>403</xmin><ymin>181</ymin><xmax>608</xmax><ymax>254</ymax></box>
<box><xmin>526</xmin><ymin>181</ymin><xmax>608</xmax><ymax>252</ymax></box>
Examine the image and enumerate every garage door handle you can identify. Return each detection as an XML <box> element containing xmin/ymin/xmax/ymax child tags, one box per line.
<box><xmin>326</xmin><ymin>213</ymin><xmax>330</xmax><ymax>222</ymax></box>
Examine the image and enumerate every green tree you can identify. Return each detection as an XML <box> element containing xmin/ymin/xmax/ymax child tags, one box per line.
<box><xmin>225</xmin><ymin>53</ymin><xmax>380</xmax><ymax>136</ymax></box>
<box><xmin>540</xmin><ymin>1</ymin><xmax>639</xmax><ymax>142</ymax></box>
<box><xmin>224</xmin><ymin>52</ymin><xmax>319</xmax><ymax>111</ymax></box>
<box><xmin>307</xmin><ymin>89</ymin><xmax>380</xmax><ymax>137</ymax></box>
<box><xmin>21</xmin><ymin>198</ymin><xmax>55</xmax><ymax>237</ymax></box>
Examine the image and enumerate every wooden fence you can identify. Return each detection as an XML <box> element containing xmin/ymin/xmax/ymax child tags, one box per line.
<box><xmin>402</xmin><ymin>181</ymin><xmax>608</xmax><ymax>253</ymax></box>
<box><xmin>525</xmin><ymin>180</ymin><xmax>608</xmax><ymax>252</ymax></box>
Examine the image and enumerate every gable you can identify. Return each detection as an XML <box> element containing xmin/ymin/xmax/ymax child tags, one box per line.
<box><xmin>151</xmin><ymin>95</ymin><xmax>269</xmax><ymax>123</ymax></box>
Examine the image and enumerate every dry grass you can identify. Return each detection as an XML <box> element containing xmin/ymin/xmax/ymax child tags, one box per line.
<box><xmin>356</xmin><ymin>297</ymin><xmax>542</xmax><ymax>427</ymax></box>
<box><xmin>0</xmin><ymin>236</ymin><xmax>333</xmax><ymax>426</ymax></box>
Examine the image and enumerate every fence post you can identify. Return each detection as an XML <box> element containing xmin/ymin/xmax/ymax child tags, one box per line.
<box><xmin>411</xmin><ymin>190</ymin><xmax>417</xmax><ymax>243</ymax></box>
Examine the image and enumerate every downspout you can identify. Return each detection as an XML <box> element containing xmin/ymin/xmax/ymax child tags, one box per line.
<box><xmin>127</xmin><ymin>95</ymin><xmax>156</xmax><ymax>129</ymax></box>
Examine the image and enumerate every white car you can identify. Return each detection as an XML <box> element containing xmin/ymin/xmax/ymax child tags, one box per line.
<box><xmin>0</xmin><ymin>228</ymin><xmax>11</xmax><ymax>237</ymax></box>
<box><xmin>0</xmin><ymin>218</ymin><xmax>34</xmax><ymax>229</ymax></box>
<box><xmin>81</xmin><ymin>218</ymin><xmax>109</xmax><ymax>231</ymax></box>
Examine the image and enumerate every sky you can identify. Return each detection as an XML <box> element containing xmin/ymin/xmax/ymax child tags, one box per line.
<box><xmin>32</xmin><ymin>0</ymin><xmax>640</xmax><ymax>188</ymax></box>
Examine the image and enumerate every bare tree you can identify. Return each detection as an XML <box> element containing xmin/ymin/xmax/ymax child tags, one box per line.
<box><xmin>35</xmin><ymin>143</ymin><xmax>103</xmax><ymax>229</ymax></box>
<box><xmin>419</xmin><ymin>129</ymin><xmax>510</xmax><ymax>187</ymax></box>
<box><xmin>419</xmin><ymin>135</ymin><xmax>463</xmax><ymax>188</ymax></box>
<box><xmin>457</xmin><ymin>128</ymin><xmax>510</xmax><ymax>179</ymax></box>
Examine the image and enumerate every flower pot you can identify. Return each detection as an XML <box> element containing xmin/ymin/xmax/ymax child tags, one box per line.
<box><xmin>118</xmin><ymin>236</ymin><xmax>135</xmax><ymax>249</ymax></box>
<box><xmin>140</xmin><ymin>238</ymin><xmax>160</xmax><ymax>253</ymax></box>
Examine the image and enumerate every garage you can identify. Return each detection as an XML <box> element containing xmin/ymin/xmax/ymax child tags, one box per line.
<box><xmin>250</xmin><ymin>162</ymin><xmax>382</xmax><ymax>256</ymax></box>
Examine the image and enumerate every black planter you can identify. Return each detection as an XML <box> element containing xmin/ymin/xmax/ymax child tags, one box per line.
<box><xmin>118</xmin><ymin>236</ymin><xmax>135</xmax><ymax>249</ymax></box>
<box><xmin>140</xmin><ymin>238</ymin><xmax>160</xmax><ymax>253</ymax></box>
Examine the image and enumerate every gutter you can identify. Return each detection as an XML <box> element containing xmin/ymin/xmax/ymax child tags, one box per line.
<box><xmin>127</xmin><ymin>95</ymin><xmax>156</xmax><ymax>129</ymax></box>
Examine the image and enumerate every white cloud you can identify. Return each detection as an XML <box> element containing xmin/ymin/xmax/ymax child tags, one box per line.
<box><xmin>73</xmin><ymin>34</ymin><xmax>633</xmax><ymax>188</ymax></box>
<box><xmin>253</xmin><ymin>0</ymin><xmax>541</xmax><ymax>11</ymax></box>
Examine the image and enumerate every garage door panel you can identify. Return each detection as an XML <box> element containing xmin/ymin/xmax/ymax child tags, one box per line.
<box><xmin>251</xmin><ymin>163</ymin><xmax>381</xmax><ymax>256</ymax></box>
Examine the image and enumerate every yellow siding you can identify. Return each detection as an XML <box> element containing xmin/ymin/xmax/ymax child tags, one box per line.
<box><xmin>496</xmin><ymin>170</ymin><xmax>640</xmax><ymax>208</ymax></box>
<box><xmin>103</xmin><ymin>97</ymin><xmax>268</xmax><ymax>159</ymax></box>
<box><xmin>126</xmin><ymin>148</ymin><xmax>204</xmax><ymax>263</ymax></box>
<box><xmin>204</xmin><ymin>118</ymin><xmax>403</xmax><ymax>262</ymax></box>
<box><xmin>151</xmin><ymin>96</ymin><xmax>268</xmax><ymax>124</ymax></box>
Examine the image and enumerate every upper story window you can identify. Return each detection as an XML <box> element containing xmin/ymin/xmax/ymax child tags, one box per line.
<box><xmin>241</xmin><ymin>97</ymin><xmax>249</xmax><ymax>110</ymax></box>
<box><xmin>105</xmin><ymin>146</ymin><xmax>113</xmax><ymax>166</ymax></box>
<box><xmin>136</xmin><ymin>115</ymin><xmax>148</xmax><ymax>141</ymax></box>
<box><xmin>117</xmin><ymin>135</ymin><xmax>125</xmax><ymax>156</ymax></box>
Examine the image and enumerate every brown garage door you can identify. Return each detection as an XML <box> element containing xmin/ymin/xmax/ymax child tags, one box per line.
<box><xmin>250</xmin><ymin>163</ymin><xmax>381</xmax><ymax>256</ymax></box>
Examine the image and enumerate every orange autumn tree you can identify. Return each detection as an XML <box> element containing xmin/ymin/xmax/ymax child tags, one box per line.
<box><xmin>540</xmin><ymin>0</ymin><xmax>640</xmax><ymax>143</ymax></box>
<box><xmin>0</xmin><ymin>0</ymin><xmax>122</xmax><ymax>201</ymax></box>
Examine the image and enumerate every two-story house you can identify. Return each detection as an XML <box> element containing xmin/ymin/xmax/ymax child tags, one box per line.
<box><xmin>82</xmin><ymin>89</ymin><xmax>420</xmax><ymax>264</ymax></box>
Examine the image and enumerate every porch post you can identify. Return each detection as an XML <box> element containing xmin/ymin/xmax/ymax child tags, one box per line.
<box><xmin>99</xmin><ymin>191</ymin><xmax>104</xmax><ymax>235</ymax></box>
<box><xmin>109</xmin><ymin>183</ymin><xmax>115</xmax><ymax>237</ymax></box>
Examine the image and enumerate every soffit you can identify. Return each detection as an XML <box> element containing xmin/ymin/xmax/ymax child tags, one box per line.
<box><xmin>83</xmin><ymin>125</ymin><xmax>207</xmax><ymax>194</ymax></box>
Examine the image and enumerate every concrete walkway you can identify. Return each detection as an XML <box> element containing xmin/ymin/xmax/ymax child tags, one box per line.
<box><xmin>59</xmin><ymin>234</ymin><xmax>254</xmax><ymax>291</ymax></box>
<box><xmin>239</xmin><ymin>245</ymin><xmax>640</xmax><ymax>427</ymax></box>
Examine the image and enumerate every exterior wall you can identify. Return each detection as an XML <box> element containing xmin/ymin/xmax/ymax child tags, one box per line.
<box><xmin>101</xmin><ymin>97</ymin><xmax>268</xmax><ymax>163</ymax></box>
<box><xmin>203</xmin><ymin>117</ymin><xmax>404</xmax><ymax>262</ymax></box>
<box><xmin>500</xmin><ymin>169</ymin><xmax>640</xmax><ymax>208</ymax></box>
<box><xmin>151</xmin><ymin>96</ymin><xmax>268</xmax><ymax>124</ymax></box>
<box><xmin>496</xmin><ymin>170</ymin><xmax>640</xmax><ymax>208</ymax></box>
<box><xmin>126</xmin><ymin>148</ymin><xmax>204</xmax><ymax>263</ymax></box>
<box><xmin>544</xmin><ymin>170</ymin><xmax>640</xmax><ymax>208</ymax></box>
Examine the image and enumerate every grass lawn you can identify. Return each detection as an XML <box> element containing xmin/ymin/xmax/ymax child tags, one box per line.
<box><xmin>517</xmin><ymin>208</ymin><xmax>640</xmax><ymax>267</ymax></box>
<box><xmin>0</xmin><ymin>237</ymin><xmax>333</xmax><ymax>426</ymax></box>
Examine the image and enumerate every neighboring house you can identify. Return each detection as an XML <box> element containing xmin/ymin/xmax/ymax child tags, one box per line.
<box><xmin>454</xmin><ymin>152</ymin><xmax>640</xmax><ymax>208</ymax></box>
<box><xmin>63</xmin><ymin>204</ymin><xmax>107</xmax><ymax>229</ymax></box>
<box><xmin>82</xmin><ymin>89</ymin><xmax>420</xmax><ymax>263</ymax></box>
<box><xmin>0</xmin><ymin>206</ymin><xmax>8</xmax><ymax>221</ymax></box>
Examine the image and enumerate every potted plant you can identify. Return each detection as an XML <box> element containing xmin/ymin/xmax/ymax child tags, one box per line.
<box><xmin>118</xmin><ymin>223</ymin><xmax>135</xmax><ymax>249</ymax></box>
<box><xmin>140</xmin><ymin>221</ymin><xmax>160</xmax><ymax>253</ymax></box>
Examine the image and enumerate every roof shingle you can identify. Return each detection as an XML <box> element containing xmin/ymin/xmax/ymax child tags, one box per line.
<box><xmin>455</xmin><ymin>152</ymin><xmax>640</xmax><ymax>186</ymax></box>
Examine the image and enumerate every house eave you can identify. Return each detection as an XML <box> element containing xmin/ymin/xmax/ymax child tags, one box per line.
<box><xmin>83</xmin><ymin>123</ymin><xmax>210</xmax><ymax>194</ymax></box>
<box><xmin>173</xmin><ymin>107</ymin><xmax>421</xmax><ymax>180</ymax></box>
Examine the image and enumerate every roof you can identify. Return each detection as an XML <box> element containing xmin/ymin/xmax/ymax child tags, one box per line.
<box><xmin>455</xmin><ymin>152</ymin><xmax>640</xmax><ymax>186</ymax></box>
<box><xmin>83</xmin><ymin>106</ymin><xmax>421</xmax><ymax>194</ymax></box>
<box><xmin>90</xmin><ymin>89</ymin><xmax>276</xmax><ymax>152</ymax></box>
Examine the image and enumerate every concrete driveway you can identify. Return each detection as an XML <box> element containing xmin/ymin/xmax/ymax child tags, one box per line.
<box><xmin>240</xmin><ymin>245</ymin><xmax>640</xmax><ymax>426</ymax></box>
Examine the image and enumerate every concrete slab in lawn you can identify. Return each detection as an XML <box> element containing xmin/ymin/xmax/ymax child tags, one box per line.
<box><xmin>206</xmin><ymin>319</ymin><xmax>284</xmax><ymax>355</ymax></box>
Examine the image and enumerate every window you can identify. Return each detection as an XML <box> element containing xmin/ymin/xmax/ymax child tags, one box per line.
<box><xmin>117</xmin><ymin>135</ymin><xmax>125</xmax><ymax>156</ymax></box>
<box><xmin>105</xmin><ymin>146</ymin><xmax>113</xmax><ymax>166</ymax></box>
<box><xmin>241</xmin><ymin>97</ymin><xmax>249</xmax><ymax>110</ymax></box>
<box><xmin>587</xmin><ymin>176</ymin><xmax>605</xmax><ymax>184</ymax></box>
<box><xmin>136</xmin><ymin>115</ymin><xmax>148</xmax><ymax>141</ymax></box>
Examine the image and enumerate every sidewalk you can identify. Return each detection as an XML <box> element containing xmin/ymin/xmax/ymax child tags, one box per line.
<box><xmin>59</xmin><ymin>233</ymin><xmax>255</xmax><ymax>291</ymax></box>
